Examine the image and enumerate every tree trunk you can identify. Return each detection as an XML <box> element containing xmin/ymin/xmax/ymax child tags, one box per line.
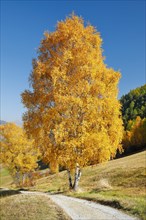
<box><xmin>50</xmin><ymin>160</ymin><xmax>59</xmax><ymax>174</ymax></box>
<box><xmin>22</xmin><ymin>173</ymin><xmax>27</xmax><ymax>186</ymax></box>
<box><xmin>73</xmin><ymin>165</ymin><xmax>82</xmax><ymax>191</ymax></box>
<box><xmin>67</xmin><ymin>165</ymin><xmax>82</xmax><ymax>191</ymax></box>
<box><xmin>67</xmin><ymin>170</ymin><xmax>73</xmax><ymax>189</ymax></box>
<box><xmin>14</xmin><ymin>171</ymin><xmax>21</xmax><ymax>186</ymax></box>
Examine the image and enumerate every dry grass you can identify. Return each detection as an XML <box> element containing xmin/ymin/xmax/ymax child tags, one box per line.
<box><xmin>32</xmin><ymin>151</ymin><xmax>146</xmax><ymax>192</ymax></box>
<box><xmin>1</xmin><ymin>151</ymin><xmax>146</xmax><ymax>219</ymax></box>
<box><xmin>32</xmin><ymin>151</ymin><xmax>146</xmax><ymax>220</ymax></box>
<box><xmin>0</xmin><ymin>193</ymin><xmax>71</xmax><ymax>220</ymax></box>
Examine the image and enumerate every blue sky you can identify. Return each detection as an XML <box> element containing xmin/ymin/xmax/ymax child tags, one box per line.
<box><xmin>1</xmin><ymin>0</ymin><xmax>145</xmax><ymax>123</ymax></box>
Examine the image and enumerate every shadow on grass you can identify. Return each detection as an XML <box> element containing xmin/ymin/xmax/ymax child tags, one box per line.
<box><xmin>47</xmin><ymin>191</ymin><xmax>64</xmax><ymax>195</ymax></box>
<box><xmin>74</xmin><ymin>195</ymin><xmax>131</xmax><ymax>211</ymax></box>
<box><xmin>0</xmin><ymin>188</ymin><xmax>21</xmax><ymax>197</ymax></box>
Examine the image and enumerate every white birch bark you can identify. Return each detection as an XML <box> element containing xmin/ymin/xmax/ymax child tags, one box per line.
<box><xmin>73</xmin><ymin>165</ymin><xmax>82</xmax><ymax>191</ymax></box>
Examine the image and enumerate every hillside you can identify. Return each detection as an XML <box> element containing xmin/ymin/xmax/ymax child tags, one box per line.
<box><xmin>32</xmin><ymin>151</ymin><xmax>146</xmax><ymax>220</ymax></box>
<box><xmin>0</xmin><ymin>166</ymin><xmax>13</xmax><ymax>187</ymax></box>
<box><xmin>120</xmin><ymin>84</ymin><xmax>146</xmax><ymax>128</ymax></box>
<box><xmin>0</xmin><ymin>151</ymin><xmax>145</xmax><ymax>219</ymax></box>
<box><xmin>0</xmin><ymin>120</ymin><xmax>7</xmax><ymax>125</ymax></box>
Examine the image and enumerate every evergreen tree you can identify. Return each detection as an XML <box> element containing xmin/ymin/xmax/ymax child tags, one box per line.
<box><xmin>120</xmin><ymin>84</ymin><xmax>146</xmax><ymax>129</ymax></box>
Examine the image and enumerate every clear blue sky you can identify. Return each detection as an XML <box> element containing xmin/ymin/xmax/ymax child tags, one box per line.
<box><xmin>1</xmin><ymin>0</ymin><xmax>145</xmax><ymax>124</ymax></box>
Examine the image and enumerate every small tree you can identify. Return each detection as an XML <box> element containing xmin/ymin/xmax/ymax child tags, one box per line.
<box><xmin>22</xmin><ymin>14</ymin><xmax>123</xmax><ymax>190</ymax></box>
<box><xmin>130</xmin><ymin>117</ymin><xmax>146</xmax><ymax>147</ymax></box>
<box><xmin>0</xmin><ymin>123</ymin><xmax>39</xmax><ymax>186</ymax></box>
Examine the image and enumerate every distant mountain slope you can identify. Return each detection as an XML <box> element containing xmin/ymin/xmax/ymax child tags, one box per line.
<box><xmin>0</xmin><ymin>120</ymin><xmax>7</xmax><ymax>125</ymax></box>
<box><xmin>0</xmin><ymin>120</ymin><xmax>22</xmax><ymax>127</ymax></box>
<box><xmin>120</xmin><ymin>84</ymin><xmax>146</xmax><ymax>128</ymax></box>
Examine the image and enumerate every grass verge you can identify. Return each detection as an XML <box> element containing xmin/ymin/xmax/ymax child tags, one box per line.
<box><xmin>0</xmin><ymin>193</ymin><xmax>71</xmax><ymax>220</ymax></box>
<box><xmin>66</xmin><ymin>190</ymin><xmax>146</xmax><ymax>220</ymax></box>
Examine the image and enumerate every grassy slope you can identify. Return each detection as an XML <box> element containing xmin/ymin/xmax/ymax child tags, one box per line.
<box><xmin>0</xmin><ymin>194</ymin><xmax>71</xmax><ymax>220</ymax></box>
<box><xmin>0</xmin><ymin>167</ymin><xmax>13</xmax><ymax>188</ymax></box>
<box><xmin>32</xmin><ymin>151</ymin><xmax>146</xmax><ymax>220</ymax></box>
<box><xmin>1</xmin><ymin>152</ymin><xmax>146</xmax><ymax>219</ymax></box>
<box><xmin>0</xmin><ymin>168</ymin><xmax>71</xmax><ymax>220</ymax></box>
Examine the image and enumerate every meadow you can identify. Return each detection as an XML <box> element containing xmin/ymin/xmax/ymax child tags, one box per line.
<box><xmin>32</xmin><ymin>151</ymin><xmax>146</xmax><ymax>220</ymax></box>
<box><xmin>0</xmin><ymin>151</ymin><xmax>145</xmax><ymax>219</ymax></box>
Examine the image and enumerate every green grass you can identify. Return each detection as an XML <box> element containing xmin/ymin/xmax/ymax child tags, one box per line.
<box><xmin>0</xmin><ymin>193</ymin><xmax>71</xmax><ymax>220</ymax></box>
<box><xmin>0</xmin><ymin>167</ymin><xmax>13</xmax><ymax>188</ymax></box>
<box><xmin>68</xmin><ymin>190</ymin><xmax>146</xmax><ymax>219</ymax></box>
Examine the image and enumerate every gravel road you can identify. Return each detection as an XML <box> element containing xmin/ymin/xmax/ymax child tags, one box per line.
<box><xmin>20</xmin><ymin>191</ymin><xmax>138</xmax><ymax>220</ymax></box>
<box><xmin>49</xmin><ymin>194</ymin><xmax>138</xmax><ymax>220</ymax></box>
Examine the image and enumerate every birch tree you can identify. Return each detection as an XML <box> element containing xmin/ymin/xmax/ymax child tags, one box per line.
<box><xmin>22</xmin><ymin>14</ymin><xmax>123</xmax><ymax>190</ymax></box>
<box><xmin>0</xmin><ymin>123</ymin><xmax>39</xmax><ymax>186</ymax></box>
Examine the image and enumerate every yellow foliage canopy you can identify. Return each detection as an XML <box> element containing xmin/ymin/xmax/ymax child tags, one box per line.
<box><xmin>22</xmin><ymin>15</ymin><xmax>123</xmax><ymax>170</ymax></box>
<box><xmin>122</xmin><ymin>116</ymin><xmax>146</xmax><ymax>150</ymax></box>
<box><xmin>0</xmin><ymin>123</ymin><xmax>39</xmax><ymax>178</ymax></box>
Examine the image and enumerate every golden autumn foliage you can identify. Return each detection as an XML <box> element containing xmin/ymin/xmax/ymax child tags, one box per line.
<box><xmin>122</xmin><ymin>116</ymin><xmax>146</xmax><ymax>152</ymax></box>
<box><xmin>22</xmin><ymin>15</ymin><xmax>123</xmax><ymax>182</ymax></box>
<box><xmin>0</xmin><ymin>123</ymin><xmax>39</xmax><ymax>186</ymax></box>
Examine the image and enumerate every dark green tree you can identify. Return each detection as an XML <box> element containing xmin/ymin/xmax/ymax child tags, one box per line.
<box><xmin>120</xmin><ymin>84</ymin><xmax>146</xmax><ymax>129</ymax></box>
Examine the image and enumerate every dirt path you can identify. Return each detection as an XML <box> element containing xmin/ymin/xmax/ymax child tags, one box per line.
<box><xmin>21</xmin><ymin>191</ymin><xmax>138</xmax><ymax>220</ymax></box>
<box><xmin>49</xmin><ymin>194</ymin><xmax>138</xmax><ymax>220</ymax></box>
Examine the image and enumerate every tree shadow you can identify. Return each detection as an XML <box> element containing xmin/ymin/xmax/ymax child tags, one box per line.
<box><xmin>0</xmin><ymin>188</ymin><xmax>21</xmax><ymax>197</ymax></box>
<box><xmin>47</xmin><ymin>191</ymin><xmax>64</xmax><ymax>195</ymax></box>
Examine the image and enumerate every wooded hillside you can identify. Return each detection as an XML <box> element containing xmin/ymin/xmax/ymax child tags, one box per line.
<box><xmin>120</xmin><ymin>84</ymin><xmax>146</xmax><ymax>129</ymax></box>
